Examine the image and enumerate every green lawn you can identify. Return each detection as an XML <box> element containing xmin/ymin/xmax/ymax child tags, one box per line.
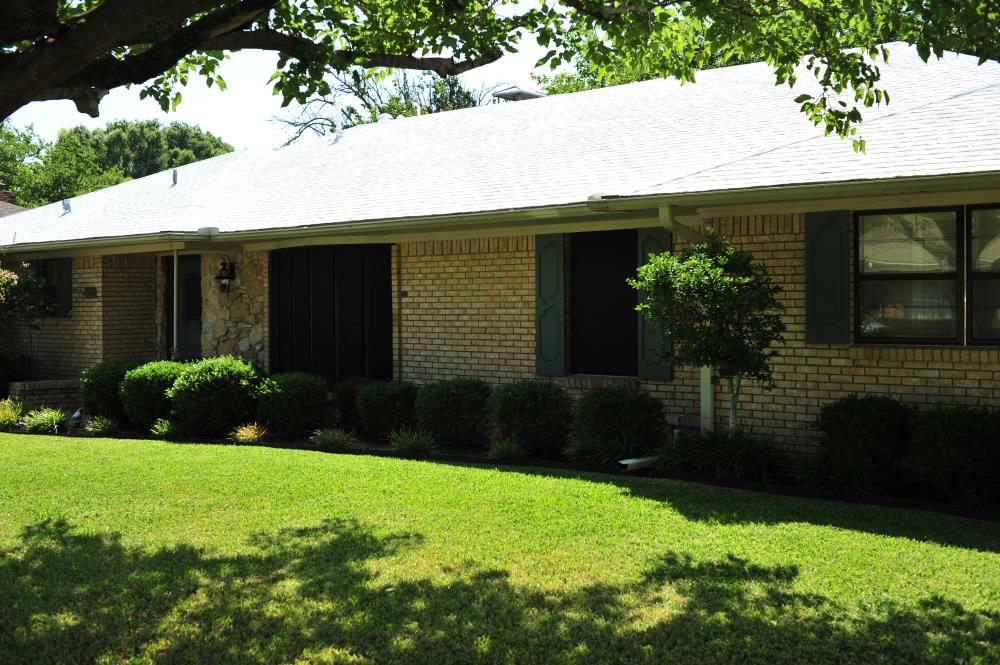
<box><xmin>1</xmin><ymin>434</ymin><xmax>998</xmax><ymax>664</ymax></box>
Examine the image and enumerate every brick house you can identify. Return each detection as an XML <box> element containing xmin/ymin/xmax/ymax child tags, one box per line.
<box><xmin>3</xmin><ymin>44</ymin><xmax>1000</xmax><ymax>451</ymax></box>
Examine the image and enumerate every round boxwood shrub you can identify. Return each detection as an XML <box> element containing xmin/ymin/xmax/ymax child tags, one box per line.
<box><xmin>331</xmin><ymin>377</ymin><xmax>375</xmax><ymax>431</ymax></box>
<box><xmin>167</xmin><ymin>356</ymin><xmax>260</xmax><ymax>436</ymax></box>
<box><xmin>566</xmin><ymin>384</ymin><xmax>666</xmax><ymax>464</ymax></box>
<box><xmin>356</xmin><ymin>380</ymin><xmax>417</xmax><ymax>441</ymax></box>
<box><xmin>118</xmin><ymin>360</ymin><xmax>187</xmax><ymax>429</ymax></box>
<box><xmin>80</xmin><ymin>358</ymin><xmax>140</xmax><ymax>421</ymax></box>
<box><xmin>911</xmin><ymin>406</ymin><xmax>1000</xmax><ymax>507</ymax></box>
<box><xmin>415</xmin><ymin>378</ymin><xmax>492</xmax><ymax>448</ymax></box>
<box><xmin>257</xmin><ymin>372</ymin><xmax>329</xmax><ymax>438</ymax></box>
<box><xmin>813</xmin><ymin>394</ymin><xmax>914</xmax><ymax>493</ymax></box>
<box><xmin>488</xmin><ymin>380</ymin><xmax>572</xmax><ymax>459</ymax></box>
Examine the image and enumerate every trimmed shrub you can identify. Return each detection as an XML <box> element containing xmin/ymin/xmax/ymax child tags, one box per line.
<box><xmin>565</xmin><ymin>385</ymin><xmax>666</xmax><ymax>464</ymax></box>
<box><xmin>167</xmin><ymin>356</ymin><xmax>260</xmax><ymax>437</ymax></box>
<box><xmin>119</xmin><ymin>361</ymin><xmax>187</xmax><ymax>429</ymax></box>
<box><xmin>312</xmin><ymin>427</ymin><xmax>358</xmax><ymax>451</ymax></box>
<box><xmin>660</xmin><ymin>429</ymin><xmax>790</xmax><ymax>485</ymax></box>
<box><xmin>388</xmin><ymin>427</ymin><xmax>435</xmax><ymax>454</ymax></box>
<box><xmin>21</xmin><ymin>408</ymin><xmax>66</xmax><ymax>434</ymax></box>
<box><xmin>84</xmin><ymin>415</ymin><xmax>119</xmax><ymax>437</ymax></box>
<box><xmin>257</xmin><ymin>372</ymin><xmax>328</xmax><ymax>438</ymax></box>
<box><xmin>813</xmin><ymin>394</ymin><xmax>914</xmax><ymax>493</ymax></box>
<box><xmin>356</xmin><ymin>381</ymin><xmax>417</xmax><ymax>441</ymax></box>
<box><xmin>150</xmin><ymin>418</ymin><xmax>179</xmax><ymax>440</ymax></box>
<box><xmin>911</xmin><ymin>406</ymin><xmax>1000</xmax><ymax>507</ymax></box>
<box><xmin>0</xmin><ymin>398</ymin><xmax>24</xmax><ymax>431</ymax></box>
<box><xmin>415</xmin><ymin>378</ymin><xmax>491</xmax><ymax>448</ymax></box>
<box><xmin>230</xmin><ymin>422</ymin><xmax>268</xmax><ymax>444</ymax></box>
<box><xmin>331</xmin><ymin>377</ymin><xmax>375</xmax><ymax>431</ymax></box>
<box><xmin>80</xmin><ymin>359</ymin><xmax>140</xmax><ymax>421</ymax></box>
<box><xmin>488</xmin><ymin>380</ymin><xmax>572</xmax><ymax>459</ymax></box>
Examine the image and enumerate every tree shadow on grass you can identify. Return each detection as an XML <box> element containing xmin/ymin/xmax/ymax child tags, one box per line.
<box><xmin>1</xmin><ymin>519</ymin><xmax>997</xmax><ymax>664</ymax></box>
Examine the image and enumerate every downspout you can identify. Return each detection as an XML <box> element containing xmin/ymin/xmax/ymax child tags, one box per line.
<box><xmin>171</xmin><ymin>249</ymin><xmax>179</xmax><ymax>360</ymax></box>
<box><xmin>395</xmin><ymin>245</ymin><xmax>403</xmax><ymax>379</ymax></box>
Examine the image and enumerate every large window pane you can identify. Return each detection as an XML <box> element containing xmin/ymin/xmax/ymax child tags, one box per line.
<box><xmin>971</xmin><ymin>208</ymin><xmax>1000</xmax><ymax>272</ymax></box>
<box><xmin>859</xmin><ymin>279</ymin><xmax>957</xmax><ymax>339</ymax></box>
<box><xmin>971</xmin><ymin>277</ymin><xmax>1000</xmax><ymax>340</ymax></box>
<box><xmin>859</xmin><ymin>212</ymin><xmax>957</xmax><ymax>273</ymax></box>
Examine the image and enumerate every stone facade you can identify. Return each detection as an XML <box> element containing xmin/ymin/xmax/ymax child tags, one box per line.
<box><xmin>200</xmin><ymin>251</ymin><xmax>269</xmax><ymax>371</ymax></box>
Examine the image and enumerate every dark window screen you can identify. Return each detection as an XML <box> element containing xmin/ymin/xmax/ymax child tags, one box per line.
<box><xmin>570</xmin><ymin>229</ymin><xmax>638</xmax><ymax>376</ymax></box>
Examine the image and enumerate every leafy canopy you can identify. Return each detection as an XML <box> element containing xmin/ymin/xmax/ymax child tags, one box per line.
<box><xmin>629</xmin><ymin>230</ymin><xmax>785</xmax><ymax>386</ymax></box>
<box><xmin>2</xmin><ymin>1</ymin><xmax>997</xmax><ymax>148</ymax></box>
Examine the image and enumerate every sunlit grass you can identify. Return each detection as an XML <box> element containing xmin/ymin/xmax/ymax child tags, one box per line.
<box><xmin>1</xmin><ymin>433</ymin><xmax>998</xmax><ymax>664</ymax></box>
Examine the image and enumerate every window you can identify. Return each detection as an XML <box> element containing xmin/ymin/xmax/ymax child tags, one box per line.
<box><xmin>569</xmin><ymin>229</ymin><xmax>638</xmax><ymax>375</ymax></box>
<box><xmin>32</xmin><ymin>257</ymin><xmax>73</xmax><ymax>318</ymax></box>
<box><xmin>856</xmin><ymin>206</ymin><xmax>1000</xmax><ymax>345</ymax></box>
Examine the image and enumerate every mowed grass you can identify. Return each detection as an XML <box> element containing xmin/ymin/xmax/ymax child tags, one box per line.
<box><xmin>1</xmin><ymin>434</ymin><xmax>998</xmax><ymax>665</ymax></box>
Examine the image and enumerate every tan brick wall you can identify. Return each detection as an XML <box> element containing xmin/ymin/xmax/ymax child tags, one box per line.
<box><xmin>393</xmin><ymin>219</ymin><xmax>1000</xmax><ymax>453</ymax></box>
<box><xmin>8</xmin><ymin>379</ymin><xmax>80</xmax><ymax>411</ymax></box>
<box><xmin>101</xmin><ymin>255</ymin><xmax>158</xmax><ymax>362</ymax></box>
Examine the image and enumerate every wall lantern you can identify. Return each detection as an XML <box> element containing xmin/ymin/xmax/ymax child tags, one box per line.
<box><xmin>214</xmin><ymin>256</ymin><xmax>237</xmax><ymax>293</ymax></box>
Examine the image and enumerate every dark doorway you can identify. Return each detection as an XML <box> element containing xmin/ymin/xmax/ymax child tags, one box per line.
<box><xmin>570</xmin><ymin>229</ymin><xmax>639</xmax><ymax>376</ymax></box>
<box><xmin>163</xmin><ymin>254</ymin><xmax>203</xmax><ymax>360</ymax></box>
<box><xmin>269</xmin><ymin>245</ymin><xmax>392</xmax><ymax>384</ymax></box>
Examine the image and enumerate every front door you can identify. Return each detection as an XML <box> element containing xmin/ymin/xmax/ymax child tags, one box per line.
<box><xmin>163</xmin><ymin>255</ymin><xmax>202</xmax><ymax>359</ymax></box>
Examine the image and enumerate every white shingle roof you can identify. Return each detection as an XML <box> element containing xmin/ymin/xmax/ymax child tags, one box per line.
<box><xmin>4</xmin><ymin>43</ymin><xmax>999</xmax><ymax>248</ymax></box>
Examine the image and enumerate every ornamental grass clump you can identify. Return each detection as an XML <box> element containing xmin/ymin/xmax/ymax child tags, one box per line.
<box><xmin>388</xmin><ymin>427</ymin><xmax>435</xmax><ymax>455</ymax></box>
<box><xmin>149</xmin><ymin>418</ymin><xmax>179</xmax><ymax>440</ymax></box>
<box><xmin>84</xmin><ymin>415</ymin><xmax>119</xmax><ymax>437</ymax></box>
<box><xmin>229</xmin><ymin>422</ymin><xmax>268</xmax><ymax>445</ymax></box>
<box><xmin>312</xmin><ymin>427</ymin><xmax>358</xmax><ymax>451</ymax></box>
<box><xmin>20</xmin><ymin>408</ymin><xmax>66</xmax><ymax>434</ymax></box>
<box><xmin>0</xmin><ymin>398</ymin><xmax>24</xmax><ymax>431</ymax></box>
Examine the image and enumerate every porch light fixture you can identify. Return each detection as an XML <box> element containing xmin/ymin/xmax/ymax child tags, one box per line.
<box><xmin>214</xmin><ymin>256</ymin><xmax>236</xmax><ymax>293</ymax></box>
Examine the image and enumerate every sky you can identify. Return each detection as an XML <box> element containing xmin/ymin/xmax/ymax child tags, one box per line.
<box><xmin>8</xmin><ymin>40</ymin><xmax>557</xmax><ymax>152</ymax></box>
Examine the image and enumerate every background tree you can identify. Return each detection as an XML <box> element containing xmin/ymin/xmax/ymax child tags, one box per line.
<box><xmin>2</xmin><ymin>2</ymin><xmax>996</xmax><ymax>148</ymax></box>
<box><xmin>278</xmin><ymin>71</ymin><xmax>496</xmax><ymax>143</ymax></box>
<box><xmin>2</xmin><ymin>120</ymin><xmax>232</xmax><ymax>208</ymax></box>
<box><xmin>629</xmin><ymin>231</ymin><xmax>785</xmax><ymax>433</ymax></box>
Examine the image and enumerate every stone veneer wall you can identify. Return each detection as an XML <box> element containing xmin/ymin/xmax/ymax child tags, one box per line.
<box><xmin>200</xmin><ymin>251</ymin><xmax>269</xmax><ymax>371</ymax></box>
<box><xmin>394</xmin><ymin>220</ymin><xmax>1000</xmax><ymax>454</ymax></box>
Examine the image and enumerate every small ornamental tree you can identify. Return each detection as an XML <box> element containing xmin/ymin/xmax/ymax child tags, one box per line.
<box><xmin>0</xmin><ymin>254</ymin><xmax>49</xmax><ymax>325</ymax></box>
<box><xmin>629</xmin><ymin>230</ymin><xmax>785</xmax><ymax>432</ymax></box>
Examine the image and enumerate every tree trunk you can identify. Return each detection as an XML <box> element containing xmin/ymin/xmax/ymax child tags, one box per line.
<box><xmin>728</xmin><ymin>375</ymin><xmax>742</xmax><ymax>434</ymax></box>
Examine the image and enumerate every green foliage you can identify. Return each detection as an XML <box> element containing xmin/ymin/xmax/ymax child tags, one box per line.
<box><xmin>229</xmin><ymin>422</ymin><xmax>268</xmax><ymax>445</ymax></box>
<box><xmin>488</xmin><ymin>437</ymin><xmax>526</xmax><ymax>460</ymax></box>
<box><xmin>256</xmin><ymin>372</ymin><xmax>328</xmax><ymax>439</ymax></box>
<box><xmin>331</xmin><ymin>377</ymin><xmax>376</xmax><ymax>432</ymax></box>
<box><xmin>149</xmin><ymin>418</ymin><xmax>179</xmax><ymax>440</ymax></box>
<box><xmin>356</xmin><ymin>381</ymin><xmax>417</xmax><ymax>441</ymax></box>
<box><xmin>911</xmin><ymin>406</ymin><xmax>1000</xmax><ymax>507</ymax></box>
<box><xmin>388</xmin><ymin>427</ymin><xmax>435</xmax><ymax>455</ymax></box>
<box><xmin>311</xmin><ymin>427</ymin><xmax>358</xmax><ymax>451</ymax></box>
<box><xmin>84</xmin><ymin>415</ymin><xmax>119</xmax><ymax>437</ymax></box>
<box><xmin>415</xmin><ymin>378</ymin><xmax>491</xmax><ymax>448</ymax></box>
<box><xmin>630</xmin><ymin>230</ymin><xmax>784</xmax><ymax>431</ymax></box>
<box><xmin>20</xmin><ymin>408</ymin><xmax>66</xmax><ymax>434</ymax></box>
<box><xmin>3</xmin><ymin>120</ymin><xmax>232</xmax><ymax>208</ymax></box>
<box><xmin>118</xmin><ymin>361</ymin><xmax>187</xmax><ymax>429</ymax></box>
<box><xmin>488</xmin><ymin>380</ymin><xmax>573</xmax><ymax>459</ymax></box>
<box><xmin>813</xmin><ymin>395</ymin><xmax>914</xmax><ymax>493</ymax></box>
<box><xmin>0</xmin><ymin>255</ymin><xmax>51</xmax><ymax>324</ymax></box>
<box><xmin>0</xmin><ymin>398</ymin><xmax>24</xmax><ymax>431</ymax></box>
<box><xmin>565</xmin><ymin>385</ymin><xmax>666</xmax><ymax>464</ymax></box>
<box><xmin>80</xmin><ymin>359</ymin><xmax>141</xmax><ymax>422</ymax></box>
<box><xmin>661</xmin><ymin>429</ymin><xmax>791</xmax><ymax>485</ymax></box>
<box><xmin>166</xmin><ymin>356</ymin><xmax>260</xmax><ymax>437</ymax></box>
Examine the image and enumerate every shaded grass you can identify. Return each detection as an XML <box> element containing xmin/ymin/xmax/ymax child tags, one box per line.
<box><xmin>1</xmin><ymin>434</ymin><xmax>998</xmax><ymax>664</ymax></box>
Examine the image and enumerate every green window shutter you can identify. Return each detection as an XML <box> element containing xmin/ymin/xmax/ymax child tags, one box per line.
<box><xmin>805</xmin><ymin>210</ymin><xmax>850</xmax><ymax>344</ymax></box>
<box><xmin>53</xmin><ymin>257</ymin><xmax>73</xmax><ymax>317</ymax></box>
<box><xmin>636</xmin><ymin>228</ymin><xmax>673</xmax><ymax>380</ymax></box>
<box><xmin>535</xmin><ymin>234</ymin><xmax>566</xmax><ymax>376</ymax></box>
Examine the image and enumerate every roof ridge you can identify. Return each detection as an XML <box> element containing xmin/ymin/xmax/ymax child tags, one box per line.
<box><xmin>627</xmin><ymin>76</ymin><xmax>1000</xmax><ymax>196</ymax></box>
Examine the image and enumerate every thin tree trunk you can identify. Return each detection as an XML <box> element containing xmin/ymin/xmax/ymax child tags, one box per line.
<box><xmin>728</xmin><ymin>375</ymin><xmax>742</xmax><ymax>434</ymax></box>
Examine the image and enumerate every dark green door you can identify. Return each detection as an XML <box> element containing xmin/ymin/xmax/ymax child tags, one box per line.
<box><xmin>163</xmin><ymin>255</ymin><xmax>202</xmax><ymax>359</ymax></box>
